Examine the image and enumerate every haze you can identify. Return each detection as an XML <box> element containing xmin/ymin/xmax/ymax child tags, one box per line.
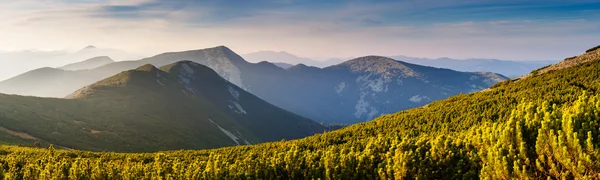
<box><xmin>1</xmin><ymin>0</ymin><xmax>599</xmax><ymax>60</ymax></box>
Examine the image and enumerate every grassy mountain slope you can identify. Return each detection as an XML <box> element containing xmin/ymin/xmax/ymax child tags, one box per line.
<box><xmin>0</xmin><ymin>46</ymin><xmax>596</xmax><ymax>179</ymax></box>
<box><xmin>160</xmin><ymin>61</ymin><xmax>324</xmax><ymax>142</ymax></box>
<box><xmin>0</xmin><ymin>61</ymin><xmax>324</xmax><ymax>152</ymax></box>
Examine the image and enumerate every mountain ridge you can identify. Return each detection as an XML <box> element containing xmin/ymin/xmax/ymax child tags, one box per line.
<box><xmin>0</xmin><ymin>61</ymin><xmax>325</xmax><ymax>152</ymax></box>
<box><xmin>59</xmin><ymin>56</ymin><xmax>115</xmax><ymax>71</ymax></box>
<box><xmin>0</xmin><ymin>46</ymin><xmax>508</xmax><ymax>124</ymax></box>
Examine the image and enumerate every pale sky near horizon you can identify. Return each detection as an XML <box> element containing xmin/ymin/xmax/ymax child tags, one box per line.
<box><xmin>1</xmin><ymin>0</ymin><xmax>600</xmax><ymax>60</ymax></box>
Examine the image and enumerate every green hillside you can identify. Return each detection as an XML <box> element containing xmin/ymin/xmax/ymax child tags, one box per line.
<box><xmin>0</xmin><ymin>62</ymin><xmax>324</xmax><ymax>152</ymax></box>
<box><xmin>0</xmin><ymin>47</ymin><xmax>598</xmax><ymax>179</ymax></box>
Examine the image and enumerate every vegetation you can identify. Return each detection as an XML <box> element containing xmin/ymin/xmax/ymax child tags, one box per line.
<box><xmin>586</xmin><ymin>45</ymin><xmax>600</xmax><ymax>53</ymax></box>
<box><xmin>0</xmin><ymin>91</ymin><xmax>597</xmax><ymax>179</ymax></box>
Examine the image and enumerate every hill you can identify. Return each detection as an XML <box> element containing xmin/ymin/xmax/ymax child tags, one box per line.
<box><xmin>0</xmin><ymin>45</ymin><xmax>595</xmax><ymax>179</ymax></box>
<box><xmin>58</xmin><ymin>56</ymin><xmax>115</xmax><ymax>71</ymax></box>
<box><xmin>0</xmin><ymin>61</ymin><xmax>324</xmax><ymax>152</ymax></box>
<box><xmin>0</xmin><ymin>46</ymin><xmax>507</xmax><ymax>125</ymax></box>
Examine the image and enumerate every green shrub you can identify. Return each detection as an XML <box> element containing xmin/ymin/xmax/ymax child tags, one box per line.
<box><xmin>586</xmin><ymin>45</ymin><xmax>600</xmax><ymax>53</ymax></box>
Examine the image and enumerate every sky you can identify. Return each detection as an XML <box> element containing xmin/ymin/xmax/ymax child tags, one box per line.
<box><xmin>0</xmin><ymin>0</ymin><xmax>599</xmax><ymax>60</ymax></box>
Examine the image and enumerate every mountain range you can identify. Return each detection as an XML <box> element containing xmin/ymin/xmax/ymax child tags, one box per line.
<box><xmin>242</xmin><ymin>51</ymin><xmax>557</xmax><ymax>78</ymax></box>
<box><xmin>0</xmin><ymin>46</ymin><xmax>508</xmax><ymax>125</ymax></box>
<box><xmin>0</xmin><ymin>46</ymin><xmax>141</xmax><ymax>81</ymax></box>
<box><xmin>0</xmin><ymin>61</ymin><xmax>324</xmax><ymax>152</ymax></box>
<box><xmin>390</xmin><ymin>55</ymin><xmax>559</xmax><ymax>78</ymax></box>
<box><xmin>243</xmin><ymin>51</ymin><xmax>331</xmax><ymax>68</ymax></box>
<box><xmin>59</xmin><ymin>56</ymin><xmax>115</xmax><ymax>71</ymax></box>
<box><xmin>0</xmin><ymin>45</ymin><xmax>597</xmax><ymax>179</ymax></box>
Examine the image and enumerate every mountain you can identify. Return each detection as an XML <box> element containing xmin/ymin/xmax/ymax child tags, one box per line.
<box><xmin>391</xmin><ymin>55</ymin><xmax>558</xmax><ymax>78</ymax></box>
<box><xmin>0</xmin><ymin>46</ymin><xmax>247</xmax><ymax>97</ymax></box>
<box><xmin>0</xmin><ymin>50</ymin><xmax>67</xmax><ymax>81</ymax></box>
<box><xmin>322</xmin><ymin>57</ymin><xmax>349</xmax><ymax>65</ymax></box>
<box><xmin>271</xmin><ymin>62</ymin><xmax>294</xmax><ymax>69</ymax></box>
<box><xmin>0</xmin><ymin>46</ymin><xmax>141</xmax><ymax>81</ymax></box>
<box><xmin>242</xmin><ymin>51</ymin><xmax>555</xmax><ymax>78</ymax></box>
<box><xmin>1</xmin><ymin>46</ymin><xmax>598</xmax><ymax>179</ymax></box>
<box><xmin>0</xmin><ymin>67</ymin><xmax>102</xmax><ymax>97</ymax></box>
<box><xmin>247</xmin><ymin>56</ymin><xmax>507</xmax><ymax>124</ymax></box>
<box><xmin>58</xmin><ymin>56</ymin><xmax>115</xmax><ymax>70</ymax></box>
<box><xmin>243</xmin><ymin>51</ymin><xmax>330</xmax><ymax>67</ymax></box>
<box><xmin>65</xmin><ymin>45</ymin><xmax>141</xmax><ymax>65</ymax></box>
<box><xmin>0</xmin><ymin>46</ymin><xmax>507</xmax><ymax>125</ymax></box>
<box><xmin>0</xmin><ymin>61</ymin><xmax>324</xmax><ymax>152</ymax></box>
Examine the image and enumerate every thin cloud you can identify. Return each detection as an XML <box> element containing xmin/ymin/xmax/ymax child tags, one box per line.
<box><xmin>0</xmin><ymin>0</ymin><xmax>598</xmax><ymax>60</ymax></box>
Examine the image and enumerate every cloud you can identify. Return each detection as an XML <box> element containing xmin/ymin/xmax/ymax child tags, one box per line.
<box><xmin>0</xmin><ymin>0</ymin><xmax>599</xmax><ymax>60</ymax></box>
<box><xmin>107</xmin><ymin>0</ymin><xmax>154</xmax><ymax>6</ymax></box>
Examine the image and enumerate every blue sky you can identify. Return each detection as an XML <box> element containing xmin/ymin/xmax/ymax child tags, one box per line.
<box><xmin>0</xmin><ymin>0</ymin><xmax>599</xmax><ymax>60</ymax></box>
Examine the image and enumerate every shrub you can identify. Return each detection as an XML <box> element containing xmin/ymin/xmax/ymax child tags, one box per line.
<box><xmin>586</xmin><ymin>45</ymin><xmax>600</xmax><ymax>53</ymax></box>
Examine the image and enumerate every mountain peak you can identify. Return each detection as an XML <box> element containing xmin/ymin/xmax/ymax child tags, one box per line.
<box><xmin>81</xmin><ymin>56</ymin><xmax>114</xmax><ymax>63</ymax></box>
<box><xmin>67</xmin><ymin>64</ymin><xmax>165</xmax><ymax>99</ymax></box>
<box><xmin>212</xmin><ymin>45</ymin><xmax>234</xmax><ymax>53</ymax></box>
<box><xmin>277</xmin><ymin>51</ymin><xmax>296</xmax><ymax>56</ymax></box>
<box><xmin>91</xmin><ymin>55</ymin><xmax>111</xmax><ymax>59</ymax></box>
<box><xmin>338</xmin><ymin>56</ymin><xmax>418</xmax><ymax>77</ymax></box>
<box><xmin>160</xmin><ymin>61</ymin><xmax>223</xmax><ymax>84</ymax></box>
<box><xmin>135</xmin><ymin>64</ymin><xmax>159</xmax><ymax>72</ymax></box>
<box><xmin>292</xmin><ymin>63</ymin><xmax>309</xmax><ymax>68</ymax></box>
<box><xmin>81</xmin><ymin>45</ymin><xmax>97</xmax><ymax>50</ymax></box>
<box><xmin>341</xmin><ymin>56</ymin><xmax>398</xmax><ymax>65</ymax></box>
<box><xmin>287</xmin><ymin>63</ymin><xmax>322</xmax><ymax>71</ymax></box>
<box><xmin>157</xmin><ymin>45</ymin><xmax>243</xmax><ymax>64</ymax></box>
<box><xmin>58</xmin><ymin>56</ymin><xmax>115</xmax><ymax>71</ymax></box>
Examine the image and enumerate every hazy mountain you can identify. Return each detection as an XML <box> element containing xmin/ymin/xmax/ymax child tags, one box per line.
<box><xmin>390</xmin><ymin>55</ymin><xmax>559</xmax><ymax>78</ymax></box>
<box><xmin>59</xmin><ymin>56</ymin><xmax>115</xmax><ymax>70</ymax></box>
<box><xmin>271</xmin><ymin>62</ymin><xmax>294</xmax><ymax>69</ymax></box>
<box><xmin>65</xmin><ymin>46</ymin><xmax>140</xmax><ymax>65</ymax></box>
<box><xmin>0</xmin><ymin>46</ymin><xmax>141</xmax><ymax>81</ymax></box>
<box><xmin>0</xmin><ymin>61</ymin><xmax>324</xmax><ymax>152</ymax></box>
<box><xmin>242</xmin><ymin>51</ymin><xmax>555</xmax><ymax>78</ymax></box>
<box><xmin>322</xmin><ymin>58</ymin><xmax>349</xmax><ymax>65</ymax></box>
<box><xmin>0</xmin><ymin>46</ymin><xmax>247</xmax><ymax>97</ymax></box>
<box><xmin>243</xmin><ymin>51</ymin><xmax>330</xmax><ymax>67</ymax></box>
<box><xmin>0</xmin><ymin>46</ymin><xmax>507</xmax><ymax>125</ymax></box>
